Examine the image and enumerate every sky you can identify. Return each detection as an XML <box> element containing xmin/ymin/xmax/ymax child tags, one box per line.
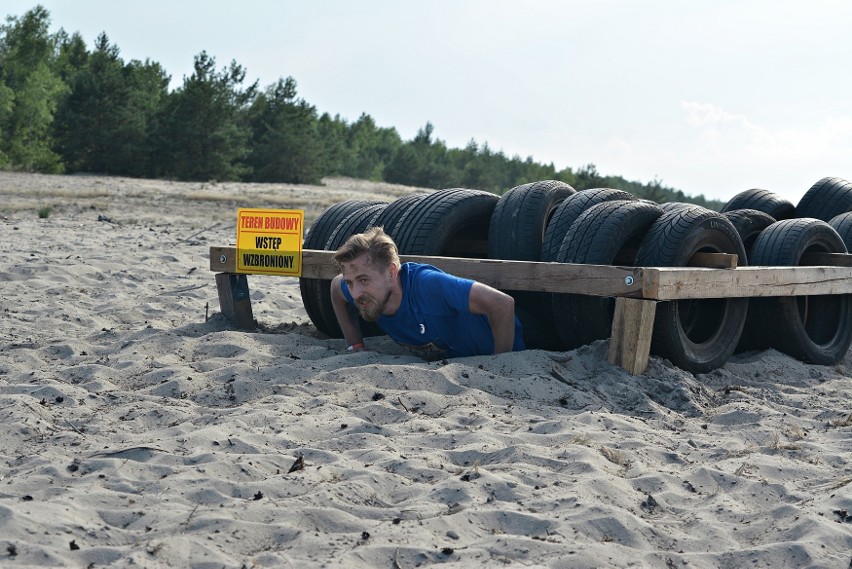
<box><xmin>4</xmin><ymin>1</ymin><xmax>852</xmax><ymax>204</ymax></box>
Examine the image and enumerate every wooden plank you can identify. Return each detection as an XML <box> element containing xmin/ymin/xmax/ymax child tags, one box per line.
<box><xmin>620</xmin><ymin>251</ymin><xmax>737</xmax><ymax>269</ymax></box>
<box><xmin>210</xmin><ymin>246</ymin><xmax>646</xmax><ymax>297</ymax></box>
<box><xmin>649</xmin><ymin>265</ymin><xmax>852</xmax><ymax>299</ymax></box>
<box><xmin>215</xmin><ymin>273</ymin><xmax>254</xmax><ymax>329</ymax></box>
<box><xmin>608</xmin><ymin>297</ymin><xmax>657</xmax><ymax>375</ymax></box>
<box><xmin>688</xmin><ymin>252</ymin><xmax>737</xmax><ymax>269</ymax></box>
<box><xmin>209</xmin><ymin>246</ymin><xmax>852</xmax><ymax>300</ymax></box>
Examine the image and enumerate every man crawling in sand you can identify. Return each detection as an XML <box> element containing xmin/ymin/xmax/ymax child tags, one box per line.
<box><xmin>330</xmin><ymin>226</ymin><xmax>525</xmax><ymax>358</ymax></box>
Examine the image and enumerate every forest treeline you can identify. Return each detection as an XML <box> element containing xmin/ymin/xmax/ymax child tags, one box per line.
<box><xmin>0</xmin><ymin>6</ymin><xmax>722</xmax><ymax>209</ymax></box>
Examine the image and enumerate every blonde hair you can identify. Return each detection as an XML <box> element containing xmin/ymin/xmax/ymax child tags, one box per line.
<box><xmin>333</xmin><ymin>226</ymin><xmax>400</xmax><ymax>269</ymax></box>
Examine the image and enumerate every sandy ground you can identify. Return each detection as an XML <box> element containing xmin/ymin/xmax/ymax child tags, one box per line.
<box><xmin>1</xmin><ymin>171</ymin><xmax>851</xmax><ymax>568</ymax></box>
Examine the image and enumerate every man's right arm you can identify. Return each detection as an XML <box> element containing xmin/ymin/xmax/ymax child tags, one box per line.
<box><xmin>330</xmin><ymin>274</ymin><xmax>364</xmax><ymax>350</ymax></box>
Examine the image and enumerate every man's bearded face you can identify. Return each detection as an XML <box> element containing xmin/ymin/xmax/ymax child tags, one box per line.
<box><xmin>356</xmin><ymin>288</ymin><xmax>392</xmax><ymax>322</ymax></box>
<box><xmin>342</xmin><ymin>254</ymin><xmax>395</xmax><ymax>322</ymax></box>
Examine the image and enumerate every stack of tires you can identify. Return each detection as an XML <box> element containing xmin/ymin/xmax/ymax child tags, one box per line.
<box><xmin>720</xmin><ymin>177</ymin><xmax>852</xmax><ymax>366</ymax></box>
<box><xmin>491</xmin><ymin>183</ymin><xmax>748</xmax><ymax>373</ymax></box>
<box><xmin>299</xmin><ymin>176</ymin><xmax>852</xmax><ymax>373</ymax></box>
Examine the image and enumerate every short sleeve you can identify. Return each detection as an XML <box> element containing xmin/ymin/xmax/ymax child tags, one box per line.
<box><xmin>415</xmin><ymin>268</ymin><xmax>474</xmax><ymax>315</ymax></box>
<box><xmin>340</xmin><ymin>277</ymin><xmax>354</xmax><ymax>303</ymax></box>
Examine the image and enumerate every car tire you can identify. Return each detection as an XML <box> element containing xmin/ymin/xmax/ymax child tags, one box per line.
<box><xmin>393</xmin><ymin>188</ymin><xmax>498</xmax><ymax>257</ymax></box>
<box><xmin>299</xmin><ymin>200</ymin><xmax>385</xmax><ymax>338</ymax></box>
<box><xmin>746</xmin><ymin>218</ymin><xmax>852</xmax><ymax>364</ymax></box>
<box><xmin>541</xmin><ymin>188</ymin><xmax>637</xmax><ymax>262</ymax></box>
<box><xmin>552</xmin><ymin>200</ymin><xmax>665</xmax><ymax>349</ymax></box>
<box><xmin>721</xmin><ymin>188</ymin><xmax>794</xmax><ymax>220</ymax></box>
<box><xmin>795</xmin><ymin>177</ymin><xmax>852</xmax><ymax>221</ymax></box>
<box><xmin>635</xmin><ymin>208</ymin><xmax>748</xmax><ymax>373</ymax></box>
<box><xmin>488</xmin><ymin>180</ymin><xmax>575</xmax><ymax>349</ymax></box>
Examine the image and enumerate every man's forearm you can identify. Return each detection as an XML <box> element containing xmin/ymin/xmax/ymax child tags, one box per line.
<box><xmin>489</xmin><ymin>307</ymin><xmax>515</xmax><ymax>353</ymax></box>
<box><xmin>330</xmin><ymin>276</ymin><xmax>363</xmax><ymax>347</ymax></box>
<box><xmin>469</xmin><ymin>282</ymin><xmax>516</xmax><ymax>354</ymax></box>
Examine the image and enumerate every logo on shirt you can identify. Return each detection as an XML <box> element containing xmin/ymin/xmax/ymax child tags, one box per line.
<box><xmin>419</xmin><ymin>323</ymin><xmax>426</xmax><ymax>335</ymax></box>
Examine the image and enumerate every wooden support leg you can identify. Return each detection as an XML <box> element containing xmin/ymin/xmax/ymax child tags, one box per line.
<box><xmin>215</xmin><ymin>273</ymin><xmax>255</xmax><ymax>329</ymax></box>
<box><xmin>608</xmin><ymin>297</ymin><xmax>657</xmax><ymax>375</ymax></box>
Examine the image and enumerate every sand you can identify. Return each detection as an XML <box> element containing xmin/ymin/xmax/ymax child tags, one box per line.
<box><xmin>1</xmin><ymin>171</ymin><xmax>850</xmax><ymax>568</ymax></box>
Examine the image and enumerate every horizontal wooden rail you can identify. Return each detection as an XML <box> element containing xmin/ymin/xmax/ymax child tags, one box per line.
<box><xmin>210</xmin><ymin>247</ymin><xmax>852</xmax><ymax>301</ymax></box>
<box><xmin>210</xmin><ymin>246</ymin><xmax>646</xmax><ymax>297</ymax></box>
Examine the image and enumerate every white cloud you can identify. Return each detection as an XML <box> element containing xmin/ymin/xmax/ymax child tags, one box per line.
<box><xmin>675</xmin><ymin>101</ymin><xmax>852</xmax><ymax>203</ymax></box>
<box><xmin>682</xmin><ymin>101</ymin><xmax>757</xmax><ymax>130</ymax></box>
<box><xmin>578</xmin><ymin>103</ymin><xmax>852</xmax><ymax>205</ymax></box>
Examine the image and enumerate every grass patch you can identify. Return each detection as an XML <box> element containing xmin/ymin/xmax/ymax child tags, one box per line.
<box><xmin>37</xmin><ymin>206</ymin><xmax>51</xmax><ymax>218</ymax></box>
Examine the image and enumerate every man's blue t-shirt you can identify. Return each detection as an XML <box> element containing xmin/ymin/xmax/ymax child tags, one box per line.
<box><xmin>341</xmin><ymin>262</ymin><xmax>524</xmax><ymax>358</ymax></box>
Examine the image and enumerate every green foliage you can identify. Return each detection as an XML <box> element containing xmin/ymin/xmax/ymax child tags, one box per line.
<box><xmin>0</xmin><ymin>6</ymin><xmax>66</xmax><ymax>172</ymax></box>
<box><xmin>384</xmin><ymin>122</ymin><xmax>453</xmax><ymax>188</ymax></box>
<box><xmin>314</xmin><ymin>112</ymin><xmax>401</xmax><ymax>182</ymax></box>
<box><xmin>0</xmin><ymin>82</ymin><xmax>13</xmax><ymax>167</ymax></box>
<box><xmin>0</xmin><ymin>5</ymin><xmax>722</xmax><ymax>211</ymax></box>
<box><xmin>343</xmin><ymin>114</ymin><xmax>401</xmax><ymax>180</ymax></box>
<box><xmin>0</xmin><ymin>6</ymin><xmax>55</xmax><ymax>88</ymax></box>
<box><xmin>384</xmin><ymin>126</ymin><xmax>560</xmax><ymax>195</ymax></box>
<box><xmin>246</xmin><ymin>77</ymin><xmax>324</xmax><ymax>184</ymax></box>
<box><xmin>154</xmin><ymin>51</ymin><xmax>256</xmax><ymax>181</ymax></box>
<box><xmin>317</xmin><ymin>113</ymin><xmax>349</xmax><ymax>176</ymax></box>
<box><xmin>54</xmin><ymin>29</ymin><xmax>88</xmax><ymax>80</ymax></box>
<box><xmin>37</xmin><ymin>205</ymin><xmax>50</xmax><ymax>218</ymax></box>
<box><xmin>5</xmin><ymin>60</ymin><xmax>66</xmax><ymax>172</ymax></box>
<box><xmin>54</xmin><ymin>33</ymin><xmax>169</xmax><ymax>176</ymax></box>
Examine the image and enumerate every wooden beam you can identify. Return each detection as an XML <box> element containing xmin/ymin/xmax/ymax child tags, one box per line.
<box><xmin>648</xmin><ymin>265</ymin><xmax>852</xmax><ymax>299</ymax></box>
<box><xmin>608</xmin><ymin>297</ymin><xmax>657</xmax><ymax>375</ymax></box>
<box><xmin>210</xmin><ymin>246</ymin><xmax>645</xmax><ymax>297</ymax></box>
<box><xmin>215</xmin><ymin>273</ymin><xmax>254</xmax><ymax>329</ymax></box>
<box><xmin>688</xmin><ymin>252</ymin><xmax>737</xmax><ymax>269</ymax></box>
<box><xmin>209</xmin><ymin>247</ymin><xmax>852</xmax><ymax>300</ymax></box>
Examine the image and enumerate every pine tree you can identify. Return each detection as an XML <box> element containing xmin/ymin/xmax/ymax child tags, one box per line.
<box><xmin>246</xmin><ymin>77</ymin><xmax>324</xmax><ymax>183</ymax></box>
<box><xmin>0</xmin><ymin>6</ymin><xmax>66</xmax><ymax>172</ymax></box>
<box><xmin>154</xmin><ymin>51</ymin><xmax>256</xmax><ymax>181</ymax></box>
<box><xmin>54</xmin><ymin>33</ymin><xmax>168</xmax><ymax>176</ymax></box>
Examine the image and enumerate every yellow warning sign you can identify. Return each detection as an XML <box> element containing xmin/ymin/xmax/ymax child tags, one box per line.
<box><xmin>236</xmin><ymin>208</ymin><xmax>304</xmax><ymax>276</ymax></box>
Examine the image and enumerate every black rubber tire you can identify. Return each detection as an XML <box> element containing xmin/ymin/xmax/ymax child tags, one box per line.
<box><xmin>795</xmin><ymin>177</ymin><xmax>852</xmax><ymax>221</ymax></box>
<box><xmin>325</xmin><ymin>203</ymin><xmax>388</xmax><ymax>336</ymax></box>
<box><xmin>299</xmin><ymin>200</ymin><xmax>384</xmax><ymax>338</ymax></box>
<box><xmin>302</xmin><ymin>200</ymin><xmax>380</xmax><ymax>249</ymax></box>
<box><xmin>371</xmin><ymin>193</ymin><xmax>428</xmax><ymax>239</ymax></box>
<box><xmin>720</xmin><ymin>188</ymin><xmax>795</xmax><ymax>221</ymax></box>
<box><xmin>722</xmin><ymin>209</ymin><xmax>778</xmax><ymax>353</ymax></box>
<box><xmin>722</xmin><ymin>208</ymin><xmax>776</xmax><ymax>261</ymax></box>
<box><xmin>487</xmin><ymin>180</ymin><xmax>575</xmax><ymax>350</ymax></box>
<box><xmin>393</xmin><ymin>188</ymin><xmax>498</xmax><ymax>257</ymax></box>
<box><xmin>635</xmin><ymin>208</ymin><xmax>748</xmax><ymax>373</ymax></box>
<box><xmin>541</xmin><ymin>188</ymin><xmax>637</xmax><ymax>262</ymax></box>
<box><xmin>746</xmin><ymin>218</ymin><xmax>852</xmax><ymax>364</ymax></box>
<box><xmin>552</xmin><ymin>200</ymin><xmax>664</xmax><ymax>349</ymax></box>
<box><xmin>327</xmin><ymin>203</ymin><xmax>387</xmax><ymax>250</ymax></box>
<box><xmin>659</xmin><ymin>202</ymin><xmax>698</xmax><ymax>213</ymax></box>
<box><xmin>488</xmin><ymin>180</ymin><xmax>576</xmax><ymax>261</ymax></box>
<box><xmin>828</xmin><ymin>212</ymin><xmax>852</xmax><ymax>252</ymax></box>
